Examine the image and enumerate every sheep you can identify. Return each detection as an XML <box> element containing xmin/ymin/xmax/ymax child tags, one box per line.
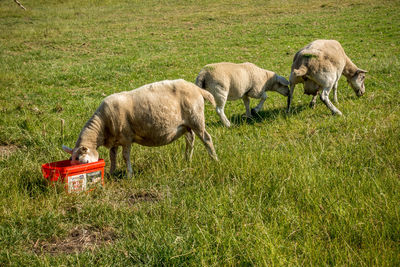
<box><xmin>62</xmin><ymin>79</ymin><xmax>218</xmax><ymax>177</ymax></box>
<box><xmin>195</xmin><ymin>62</ymin><xmax>290</xmax><ymax>127</ymax></box>
<box><xmin>287</xmin><ymin>39</ymin><xmax>367</xmax><ymax>115</ymax></box>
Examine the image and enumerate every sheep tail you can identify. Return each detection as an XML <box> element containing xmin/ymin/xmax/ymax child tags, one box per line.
<box><xmin>199</xmin><ymin>88</ymin><xmax>216</xmax><ymax>108</ymax></box>
<box><xmin>293</xmin><ymin>65</ymin><xmax>308</xmax><ymax>77</ymax></box>
<box><xmin>195</xmin><ymin>69</ymin><xmax>206</xmax><ymax>89</ymax></box>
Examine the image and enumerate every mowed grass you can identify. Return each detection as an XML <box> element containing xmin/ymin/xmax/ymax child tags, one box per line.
<box><xmin>1</xmin><ymin>0</ymin><xmax>400</xmax><ymax>265</ymax></box>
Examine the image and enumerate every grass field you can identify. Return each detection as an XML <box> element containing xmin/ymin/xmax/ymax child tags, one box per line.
<box><xmin>1</xmin><ymin>0</ymin><xmax>400</xmax><ymax>265</ymax></box>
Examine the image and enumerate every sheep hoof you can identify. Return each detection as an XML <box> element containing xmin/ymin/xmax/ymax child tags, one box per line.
<box><xmin>251</xmin><ymin>108</ymin><xmax>258</xmax><ymax>116</ymax></box>
<box><xmin>242</xmin><ymin>114</ymin><xmax>253</xmax><ymax>119</ymax></box>
<box><xmin>223</xmin><ymin>121</ymin><xmax>231</xmax><ymax>127</ymax></box>
<box><xmin>309</xmin><ymin>102</ymin><xmax>316</xmax><ymax>109</ymax></box>
<box><xmin>333</xmin><ymin>111</ymin><xmax>343</xmax><ymax>116</ymax></box>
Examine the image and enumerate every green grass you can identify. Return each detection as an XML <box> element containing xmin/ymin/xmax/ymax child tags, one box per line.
<box><xmin>1</xmin><ymin>0</ymin><xmax>400</xmax><ymax>265</ymax></box>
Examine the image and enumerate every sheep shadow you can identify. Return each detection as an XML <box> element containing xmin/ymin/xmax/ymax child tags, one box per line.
<box><xmin>107</xmin><ymin>166</ymin><xmax>146</xmax><ymax>181</ymax></box>
<box><xmin>231</xmin><ymin>108</ymin><xmax>285</xmax><ymax>126</ymax></box>
<box><xmin>19</xmin><ymin>171</ymin><xmax>49</xmax><ymax>197</ymax></box>
<box><xmin>207</xmin><ymin>104</ymin><xmax>308</xmax><ymax>127</ymax></box>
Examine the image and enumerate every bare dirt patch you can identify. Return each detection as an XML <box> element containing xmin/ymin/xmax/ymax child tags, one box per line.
<box><xmin>0</xmin><ymin>145</ymin><xmax>18</xmax><ymax>158</ymax></box>
<box><xmin>33</xmin><ymin>226</ymin><xmax>117</xmax><ymax>255</ymax></box>
<box><xmin>127</xmin><ymin>189</ymin><xmax>163</xmax><ymax>205</ymax></box>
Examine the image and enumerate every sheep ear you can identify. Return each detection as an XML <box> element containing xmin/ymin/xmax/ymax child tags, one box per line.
<box><xmin>357</xmin><ymin>69</ymin><xmax>367</xmax><ymax>74</ymax></box>
<box><xmin>276</xmin><ymin>75</ymin><xmax>289</xmax><ymax>86</ymax></box>
<box><xmin>62</xmin><ymin>145</ymin><xmax>73</xmax><ymax>154</ymax></box>
<box><xmin>293</xmin><ymin>67</ymin><xmax>307</xmax><ymax>77</ymax></box>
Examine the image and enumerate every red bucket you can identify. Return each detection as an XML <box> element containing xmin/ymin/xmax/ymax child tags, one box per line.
<box><xmin>42</xmin><ymin>159</ymin><xmax>105</xmax><ymax>193</ymax></box>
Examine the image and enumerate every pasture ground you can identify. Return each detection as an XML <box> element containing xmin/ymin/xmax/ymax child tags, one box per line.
<box><xmin>1</xmin><ymin>0</ymin><xmax>399</xmax><ymax>265</ymax></box>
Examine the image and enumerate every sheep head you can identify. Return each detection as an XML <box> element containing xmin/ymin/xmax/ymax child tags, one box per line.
<box><xmin>62</xmin><ymin>145</ymin><xmax>99</xmax><ymax>164</ymax></box>
<box><xmin>271</xmin><ymin>75</ymin><xmax>290</xmax><ymax>96</ymax></box>
<box><xmin>348</xmin><ymin>69</ymin><xmax>367</xmax><ymax>97</ymax></box>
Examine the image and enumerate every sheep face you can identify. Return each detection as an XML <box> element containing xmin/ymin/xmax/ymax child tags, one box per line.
<box><xmin>62</xmin><ymin>145</ymin><xmax>99</xmax><ymax>164</ymax></box>
<box><xmin>348</xmin><ymin>70</ymin><xmax>367</xmax><ymax>97</ymax></box>
<box><xmin>271</xmin><ymin>75</ymin><xmax>290</xmax><ymax>96</ymax></box>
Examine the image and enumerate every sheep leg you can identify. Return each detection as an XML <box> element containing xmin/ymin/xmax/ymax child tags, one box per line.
<box><xmin>286</xmin><ymin>83</ymin><xmax>295</xmax><ymax>113</ymax></box>
<box><xmin>109</xmin><ymin>146</ymin><xmax>118</xmax><ymax>174</ymax></box>
<box><xmin>242</xmin><ymin>95</ymin><xmax>252</xmax><ymax>118</ymax></box>
<box><xmin>184</xmin><ymin>129</ymin><xmax>195</xmax><ymax>161</ymax></box>
<box><xmin>214</xmin><ymin>92</ymin><xmax>230</xmax><ymax>127</ymax></box>
<box><xmin>332</xmin><ymin>80</ymin><xmax>339</xmax><ymax>103</ymax></box>
<box><xmin>216</xmin><ymin>106</ymin><xmax>230</xmax><ymax>127</ymax></box>
<box><xmin>252</xmin><ymin>91</ymin><xmax>267</xmax><ymax>114</ymax></box>
<box><xmin>194</xmin><ymin>129</ymin><xmax>218</xmax><ymax>161</ymax></box>
<box><xmin>122</xmin><ymin>144</ymin><xmax>133</xmax><ymax>177</ymax></box>
<box><xmin>320</xmin><ymin>87</ymin><xmax>342</xmax><ymax>116</ymax></box>
<box><xmin>309</xmin><ymin>94</ymin><xmax>318</xmax><ymax>109</ymax></box>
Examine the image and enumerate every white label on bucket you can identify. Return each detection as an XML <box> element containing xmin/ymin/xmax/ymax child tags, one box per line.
<box><xmin>86</xmin><ymin>171</ymin><xmax>102</xmax><ymax>190</ymax></box>
<box><xmin>68</xmin><ymin>173</ymin><xmax>86</xmax><ymax>193</ymax></box>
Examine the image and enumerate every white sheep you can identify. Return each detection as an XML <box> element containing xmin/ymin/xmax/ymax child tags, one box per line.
<box><xmin>62</xmin><ymin>79</ymin><xmax>218</xmax><ymax>177</ymax></box>
<box><xmin>287</xmin><ymin>39</ymin><xmax>367</xmax><ymax>115</ymax></box>
<box><xmin>195</xmin><ymin>62</ymin><xmax>290</xmax><ymax>127</ymax></box>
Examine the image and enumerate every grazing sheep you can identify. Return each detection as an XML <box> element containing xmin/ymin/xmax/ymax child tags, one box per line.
<box><xmin>287</xmin><ymin>39</ymin><xmax>367</xmax><ymax>115</ymax></box>
<box><xmin>195</xmin><ymin>62</ymin><xmax>289</xmax><ymax>127</ymax></box>
<box><xmin>62</xmin><ymin>79</ymin><xmax>218</xmax><ymax>177</ymax></box>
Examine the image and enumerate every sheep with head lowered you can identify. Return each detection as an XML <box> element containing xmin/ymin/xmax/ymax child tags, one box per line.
<box><xmin>195</xmin><ymin>62</ymin><xmax>289</xmax><ymax>127</ymax></box>
<box><xmin>287</xmin><ymin>39</ymin><xmax>367</xmax><ymax>115</ymax></box>
<box><xmin>62</xmin><ymin>79</ymin><xmax>218</xmax><ymax>177</ymax></box>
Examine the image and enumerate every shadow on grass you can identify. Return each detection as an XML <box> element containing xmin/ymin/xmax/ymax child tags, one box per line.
<box><xmin>207</xmin><ymin>104</ymin><xmax>309</xmax><ymax>127</ymax></box>
<box><xmin>19</xmin><ymin>171</ymin><xmax>49</xmax><ymax>197</ymax></box>
<box><xmin>107</xmin><ymin>167</ymin><xmax>146</xmax><ymax>181</ymax></box>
